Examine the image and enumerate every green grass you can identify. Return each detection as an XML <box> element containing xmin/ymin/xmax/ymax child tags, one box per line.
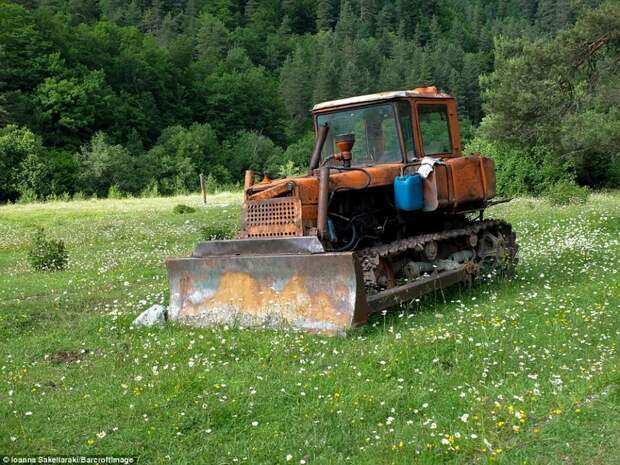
<box><xmin>0</xmin><ymin>192</ymin><xmax>618</xmax><ymax>464</ymax></box>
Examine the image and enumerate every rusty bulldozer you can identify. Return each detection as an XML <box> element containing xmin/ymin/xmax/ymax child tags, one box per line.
<box><xmin>166</xmin><ymin>87</ymin><xmax>518</xmax><ymax>334</ymax></box>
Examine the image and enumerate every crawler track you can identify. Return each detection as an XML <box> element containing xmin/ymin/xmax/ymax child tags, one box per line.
<box><xmin>357</xmin><ymin>219</ymin><xmax>518</xmax><ymax>290</ymax></box>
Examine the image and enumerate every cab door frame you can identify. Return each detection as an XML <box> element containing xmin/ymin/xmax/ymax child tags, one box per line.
<box><xmin>411</xmin><ymin>98</ymin><xmax>462</xmax><ymax>158</ymax></box>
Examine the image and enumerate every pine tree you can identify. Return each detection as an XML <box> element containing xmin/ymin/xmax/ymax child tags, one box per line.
<box><xmin>158</xmin><ymin>12</ymin><xmax>178</xmax><ymax>48</ymax></box>
<box><xmin>68</xmin><ymin>0</ymin><xmax>100</xmax><ymax>25</ymax></box>
<box><xmin>415</xmin><ymin>50</ymin><xmax>433</xmax><ymax>87</ymax></box>
<box><xmin>376</xmin><ymin>4</ymin><xmax>396</xmax><ymax>35</ymax></box>
<box><xmin>358</xmin><ymin>0</ymin><xmax>377</xmax><ymax>38</ymax></box>
<box><xmin>536</xmin><ymin>0</ymin><xmax>574</xmax><ymax>35</ymax></box>
<box><xmin>0</xmin><ymin>91</ymin><xmax>7</xmax><ymax>126</ymax></box>
<box><xmin>280</xmin><ymin>39</ymin><xmax>317</xmax><ymax>133</ymax></box>
<box><xmin>244</xmin><ymin>0</ymin><xmax>259</xmax><ymax>19</ymax></box>
<box><xmin>461</xmin><ymin>54</ymin><xmax>482</xmax><ymax>123</ymax></box>
<box><xmin>448</xmin><ymin>68</ymin><xmax>465</xmax><ymax>114</ymax></box>
<box><xmin>183</xmin><ymin>0</ymin><xmax>198</xmax><ymax>35</ymax></box>
<box><xmin>142</xmin><ymin>0</ymin><xmax>163</xmax><ymax>35</ymax></box>
<box><xmin>123</xmin><ymin>0</ymin><xmax>142</xmax><ymax>27</ymax></box>
<box><xmin>316</xmin><ymin>0</ymin><xmax>338</xmax><ymax>31</ymax></box>
<box><xmin>340</xmin><ymin>60</ymin><xmax>359</xmax><ymax>96</ymax></box>
<box><xmin>312</xmin><ymin>34</ymin><xmax>341</xmax><ymax>103</ymax></box>
<box><xmin>278</xmin><ymin>15</ymin><xmax>292</xmax><ymax>36</ymax></box>
<box><xmin>194</xmin><ymin>13</ymin><xmax>230</xmax><ymax>67</ymax></box>
<box><xmin>335</xmin><ymin>0</ymin><xmax>357</xmax><ymax>42</ymax></box>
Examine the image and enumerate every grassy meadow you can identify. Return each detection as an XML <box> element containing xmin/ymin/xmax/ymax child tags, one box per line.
<box><xmin>0</xmin><ymin>192</ymin><xmax>619</xmax><ymax>464</ymax></box>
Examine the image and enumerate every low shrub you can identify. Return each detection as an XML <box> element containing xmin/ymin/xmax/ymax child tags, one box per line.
<box><xmin>200</xmin><ymin>223</ymin><xmax>236</xmax><ymax>240</ymax></box>
<box><xmin>277</xmin><ymin>160</ymin><xmax>304</xmax><ymax>178</ymax></box>
<box><xmin>544</xmin><ymin>180</ymin><xmax>590</xmax><ymax>206</ymax></box>
<box><xmin>204</xmin><ymin>174</ymin><xmax>223</xmax><ymax>194</ymax></box>
<box><xmin>107</xmin><ymin>184</ymin><xmax>124</xmax><ymax>199</ymax></box>
<box><xmin>173</xmin><ymin>204</ymin><xmax>196</xmax><ymax>214</ymax></box>
<box><xmin>46</xmin><ymin>192</ymin><xmax>71</xmax><ymax>202</ymax></box>
<box><xmin>17</xmin><ymin>188</ymin><xmax>38</xmax><ymax>204</ymax></box>
<box><xmin>140</xmin><ymin>180</ymin><xmax>159</xmax><ymax>198</ymax></box>
<box><xmin>27</xmin><ymin>228</ymin><xmax>68</xmax><ymax>271</ymax></box>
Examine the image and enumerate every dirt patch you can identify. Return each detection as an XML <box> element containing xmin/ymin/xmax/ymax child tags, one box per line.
<box><xmin>48</xmin><ymin>349</ymin><xmax>89</xmax><ymax>364</ymax></box>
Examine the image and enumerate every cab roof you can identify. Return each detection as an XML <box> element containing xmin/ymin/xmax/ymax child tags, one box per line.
<box><xmin>312</xmin><ymin>86</ymin><xmax>450</xmax><ymax>112</ymax></box>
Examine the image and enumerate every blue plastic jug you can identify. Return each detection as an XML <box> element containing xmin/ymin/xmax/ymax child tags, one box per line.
<box><xmin>394</xmin><ymin>175</ymin><xmax>424</xmax><ymax>211</ymax></box>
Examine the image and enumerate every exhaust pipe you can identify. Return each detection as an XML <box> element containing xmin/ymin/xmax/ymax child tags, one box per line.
<box><xmin>308</xmin><ymin>124</ymin><xmax>329</xmax><ymax>174</ymax></box>
<box><xmin>317</xmin><ymin>166</ymin><xmax>330</xmax><ymax>240</ymax></box>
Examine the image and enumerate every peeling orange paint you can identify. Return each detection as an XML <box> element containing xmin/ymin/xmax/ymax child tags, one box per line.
<box><xmin>179</xmin><ymin>271</ymin><xmax>353</xmax><ymax>329</ymax></box>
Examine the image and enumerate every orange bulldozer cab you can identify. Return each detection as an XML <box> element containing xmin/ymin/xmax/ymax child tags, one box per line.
<box><xmin>240</xmin><ymin>86</ymin><xmax>495</xmax><ymax>239</ymax></box>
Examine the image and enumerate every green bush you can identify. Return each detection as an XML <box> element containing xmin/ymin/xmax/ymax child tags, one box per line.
<box><xmin>204</xmin><ymin>174</ymin><xmax>220</xmax><ymax>193</ymax></box>
<box><xmin>465</xmin><ymin>137</ymin><xmax>564</xmax><ymax>196</ymax></box>
<box><xmin>140</xmin><ymin>180</ymin><xmax>159</xmax><ymax>198</ymax></box>
<box><xmin>0</xmin><ymin>125</ymin><xmax>45</xmax><ymax>202</ymax></box>
<box><xmin>46</xmin><ymin>192</ymin><xmax>71</xmax><ymax>202</ymax></box>
<box><xmin>107</xmin><ymin>184</ymin><xmax>124</xmax><ymax>199</ymax></box>
<box><xmin>17</xmin><ymin>188</ymin><xmax>38</xmax><ymax>204</ymax></box>
<box><xmin>200</xmin><ymin>223</ymin><xmax>236</xmax><ymax>240</ymax></box>
<box><xmin>222</xmin><ymin>130</ymin><xmax>284</xmax><ymax>179</ymax></box>
<box><xmin>277</xmin><ymin>160</ymin><xmax>304</xmax><ymax>178</ymax></box>
<box><xmin>544</xmin><ymin>180</ymin><xmax>589</xmax><ymax>206</ymax></box>
<box><xmin>77</xmin><ymin>133</ymin><xmax>142</xmax><ymax>197</ymax></box>
<box><xmin>27</xmin><ymin>228</ymin><xmax>68</xmax><ymax>271</ymax></box>
<box><xmin>173</xmin><ymin>204</ymin><xmax>196</xmax><ymax>214</ymax></box>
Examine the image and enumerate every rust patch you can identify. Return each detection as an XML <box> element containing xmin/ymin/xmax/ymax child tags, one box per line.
<box><xmin>180</xmin><ymin>271</ymin><xmax>192</xmax><ymax>300</ymax></box>
<box><xmin>180</xmin><ymin>271</ymin><xmax>352</xmax><ymax>329</ymax></box>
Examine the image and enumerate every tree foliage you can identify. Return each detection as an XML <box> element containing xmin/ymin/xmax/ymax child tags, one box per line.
<box><xmin>0</xmin><ymin>0</ymin><xmax>617</xmax><ymax>201</ymax></box>
<box><xmin>480</xmin><ymin>1</ymin><xmax>620</xmax><ymax>188</ymax></box>
<box><xmin>0</xmin><ymin>124</ymin><xmax>45</xmax><ymax>201</ymax></box>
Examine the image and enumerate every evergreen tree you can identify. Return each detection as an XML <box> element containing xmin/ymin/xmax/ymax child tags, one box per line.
<box><xmin>68</xmin><ymin>0</ymin><xmax>100</xmax><ymax>25</ymax></box>
<box><xmin>142</xmin><ymin>0</ymin><xmax>163</xmax><ymax>35</ymax></box>
<box><xmin>312</xmin><ymin>33</ymin><xmax>340</xmax><ymax>103</ymax></box>
<box><xmin>194</xmin><ymin>13</ymin><xmax>230</xmax><ymax>67</ymax></box>
<box><xmin>461</xmin><ymin>53</ymin><xmax>482</xmax><ymax>123</ymax></box>
<box><xmin>358</xmin><ymin>0</ymin><xmax>377</xmax><ymax>38</ymax></box>
<box><xmin>182</xmin><ymin>0</ymin><xmax>198</xmax><ymax>35</ymax></box>
<box><xmin>316</xmin><ymin>0</ymin><xmax>338</xmax><ymax>31</ymax></box>
<box><xmin>335</xmin><ymin>0</ymin><xmax>356</xmax><ymax>42</ymax></box>
<box><xmin>124</xmin><ymin>0</ymin><xmax>143</xmax><ymax>27</ymax></box>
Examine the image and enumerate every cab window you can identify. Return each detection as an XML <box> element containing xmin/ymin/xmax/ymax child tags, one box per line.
<box><xmin>418</xmin><ymin>104</ymin><xmax>452</xmax><ymax>155</ymax></box>
<box><xmin>397</xmin><ymin>101</ymin><xmax>415</xmax><ymax>160</ymax></box>
<box><xmin>317</xmin><ymin>104</ymin><xmax>402</xmax><ymax>165</ymax></box>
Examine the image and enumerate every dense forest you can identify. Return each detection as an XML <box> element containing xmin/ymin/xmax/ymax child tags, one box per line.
<box><xmin>0</xmin><ymin>0</ymin><xmax>618</xmax><ymax>202</ymax></box>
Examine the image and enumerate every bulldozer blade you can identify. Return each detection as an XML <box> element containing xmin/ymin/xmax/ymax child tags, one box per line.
<box><xmin>166</xmin><ymin>240</ymin><xmax>370</xmax><ymax>334</ymax></box>
<box><xmin>192</xmin><ymin>236</ymin><xmax>326</xmax><ymax>257</ymax></box>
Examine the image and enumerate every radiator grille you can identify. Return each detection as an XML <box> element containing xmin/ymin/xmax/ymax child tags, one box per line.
<box><xmin>240</xmin><ymin>197</ymin><xmax>303</xmax><ymax>238</ymax></box>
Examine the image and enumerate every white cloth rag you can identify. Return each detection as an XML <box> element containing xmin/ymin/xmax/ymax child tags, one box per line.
<box><xmin>417</xmin><ymin>156</ymin><xmax>442</xmax><ymax>178</ymax></box>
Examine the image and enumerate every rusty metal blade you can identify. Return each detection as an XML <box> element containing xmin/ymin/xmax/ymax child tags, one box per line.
<box><xmin>192</xmin><ymin>237</ymin><xmax>325</xmax><ymax>257</ymax></box>
<box><xmin>166</xmin><ymin>249</ymin><xmax>369</xmax><ymax>334</ymax></box>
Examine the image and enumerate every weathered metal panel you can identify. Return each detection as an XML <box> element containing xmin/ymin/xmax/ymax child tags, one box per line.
<box><xmin>192</xmin><ymin>237</ymin><xmax>325</xmax><ymax>257</ymax></box>
<box><xmin>166</xmin><ymin>252</ymin><xmax>370</xmax><ymax>334</ymax></box>
<box><xmin>312</xmin><ymin>87</ymin><xmax>449</xmax><ymax>112</ymax></box>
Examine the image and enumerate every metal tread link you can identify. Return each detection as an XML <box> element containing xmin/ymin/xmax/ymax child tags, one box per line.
<box><xmin>356</xmin><ymin>219</ymin><xmax>512</xmax><ymax>272</ymax></box>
